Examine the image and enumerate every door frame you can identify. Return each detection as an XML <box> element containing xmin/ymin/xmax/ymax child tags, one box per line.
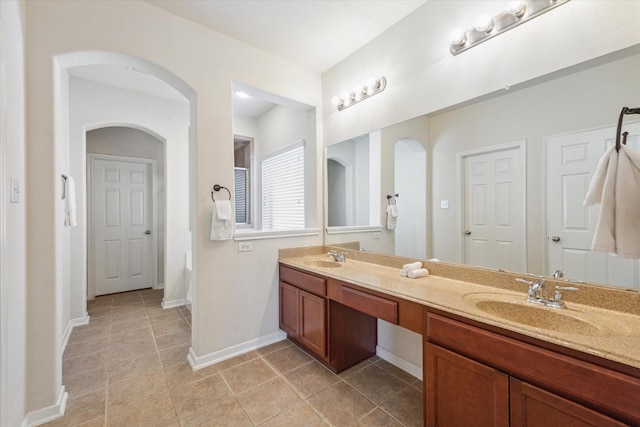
<box><xmin>456</xmin><ymin>140</ymin><xmax>527</xmax><ymax>268</ymax></box>
<box><xmin>87</xmin><ymin>153</ymin><xmax>158</xmax><ymax>299</ymax></box>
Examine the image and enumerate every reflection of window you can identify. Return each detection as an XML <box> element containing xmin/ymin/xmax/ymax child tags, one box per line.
<box><xmin>234</xmin><ymin>168</ymin><xmax>248</xmax><ymax>223</ymax></box>
<box><xmin>234</xmin><ymin>136</ymin><xmax>252</xmax><ymax>226</ymax></box>
<box><xmin>262</xmin><ymin>141</ymin><xmax>305</xmax><ymax>230</ymax></box>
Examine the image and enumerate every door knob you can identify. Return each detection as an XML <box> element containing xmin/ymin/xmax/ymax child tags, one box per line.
<box><xmin>465</xmin><ymin>230</ymin><xmax>471</xmax><ymax>235</ymax></box>
<box><xmin>145</xmin><ymin>230</ymin><xmax>151</xmax><ymax>235</ymax></box>
<box><xmin>551</xmin><ymin>236</ymin><xmax>560</xmax><ymax>242</ymax></box>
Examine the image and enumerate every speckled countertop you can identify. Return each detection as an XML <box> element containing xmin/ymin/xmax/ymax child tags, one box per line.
<box><xmin>279</xmin><ymin>246</ymin><xmax>640</xmax><ymax>371</ymax></box>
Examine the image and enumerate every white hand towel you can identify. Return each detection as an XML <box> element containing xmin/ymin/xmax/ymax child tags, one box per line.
<box><xmin>63</xmin><ymin>175</ymin><xmax>77</xmax><ymax>227</ymax></box>
<box><xmin>584</xmin><ymin>145</ymin><xmax>640</xmax><ymax>258</ymax></box>
<box><xmin>408</xmin><ymin>268</ymin><xmax>429</xmax><ymax>279</ymax></box>
<box><xmin>402</xmin><ymin>261</ymin><xmax>422</xmax><ymax>271</ymax></box>
<box><xmin>210</xmin><ymin>200</ymin><xmax>233</xmax><ymax>241</ymax></box>
<box><xmin>386</xmin><ymin>204</ymin><xmax>398</xmax><ymax>230</ymax></box>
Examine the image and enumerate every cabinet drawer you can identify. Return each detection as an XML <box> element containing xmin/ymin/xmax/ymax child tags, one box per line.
<box><xmin>280</xmin><ymin>265</ymin><xmax>326</xmax><ymax>296</ymax></box>
<box><xmin>341</xmin><ymin>286</ymin><xmax>398</xmax><ymax>324</ymax></box>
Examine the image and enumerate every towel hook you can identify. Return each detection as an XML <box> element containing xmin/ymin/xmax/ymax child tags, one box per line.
<box><xmin>615</xmin><ymin>106</ymin><xmax>640</xmax><ymax>152</ymax></box>
<box><xmin>211</xmin><ymin>184</ymin><xmax>231</xmax><ymax>202</ymax></box>
<box><xmin>386</xmin><ymin>193</ymin><xmax>399</xmax><ymax>205</ymax></box>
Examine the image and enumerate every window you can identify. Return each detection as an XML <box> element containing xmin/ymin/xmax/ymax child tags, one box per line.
<box><xmin>234</xmin><ymin>136</ymin><xmax>252</xmax><ymax>226</ymax></box>
<box><xmin>261</xmin><ymin>141</ymin><xmax>305</xmax><ymax>230</ymax></box>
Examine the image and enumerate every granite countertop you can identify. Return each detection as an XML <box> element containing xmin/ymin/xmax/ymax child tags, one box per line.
<box><xmin>279</xmin><ymin>252</ymin><xmax>640</xmax><ymax>371</ymax></box>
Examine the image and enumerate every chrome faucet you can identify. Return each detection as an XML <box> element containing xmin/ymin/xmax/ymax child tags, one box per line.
<box><xmin>515</xmin><ymin>277</ymin><xmax>578</xmax><ymax>309</ymax></box>
<box><xmin>516</xmin><ymin>277</ymin><xmax>549</xmax><ymax>305</ymax></box>
<box><xmin>326</xmin><ymin>250</ymin><xmax>346</xmax><ymax>262</ymax></box>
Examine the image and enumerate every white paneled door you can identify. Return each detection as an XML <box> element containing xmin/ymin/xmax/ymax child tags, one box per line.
<box><xmin>90</xmin><ymin>156</ymin><xmax>155</xmax><ymax>296</ymax></box>
<box><xmin>462</xmin><ymin>144</ymin><xmax>525</xmax><ymax>272</ymax></box>
<box><xmin>546</xmin><ymin>124</ymin><xmax>640</xmax><ymax>289</ymax></box>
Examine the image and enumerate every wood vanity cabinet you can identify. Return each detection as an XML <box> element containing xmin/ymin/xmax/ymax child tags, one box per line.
<box><xmin>279</xmin><ymin>264</ymin><xmax>377</xmax><ymax>372</ymax></box>
<box><xmin>424</xmin><ymin>311</ymin><xmax>638</xmax><ymax>427</ymax></box>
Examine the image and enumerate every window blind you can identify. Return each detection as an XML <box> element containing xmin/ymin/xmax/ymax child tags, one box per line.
<box><xmin>262</xmin><ymin>142</ymin><xmax>305</xmax><ymax>230</ymax></box>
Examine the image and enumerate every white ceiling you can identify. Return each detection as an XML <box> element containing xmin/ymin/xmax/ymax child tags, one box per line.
<box><xmin>144</xmin><ymin>0</ymin><xmax>426</xmax><ymax>73</ymax></box>
<box><xmin>69</xmin><ymin>1</ymin><xmax>427</xmax><ymax>116</ymax></box>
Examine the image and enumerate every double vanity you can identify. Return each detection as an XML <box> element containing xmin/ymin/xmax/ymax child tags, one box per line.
<box><xmin>279</xmin><ymin>246</ymin><xmax>640</xmax><ymax>426</ymax></box>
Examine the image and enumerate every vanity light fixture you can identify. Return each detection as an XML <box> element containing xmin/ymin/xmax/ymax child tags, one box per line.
<box><xmin>449</xmin><ymin>0</ymin><xmax>570</xmax><ymax>56</ymax></box>
<box><xmin>332</xmin><ymin>77</ymin><xmax>387</xmax><ymax>112</ymax></box>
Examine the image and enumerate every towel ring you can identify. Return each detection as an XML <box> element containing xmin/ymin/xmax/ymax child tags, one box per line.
<box><xmin>211</xmin><ymin>184</ymin><xmax>231</xmax><ymax>202</ymax></box>
<box><xmin>615</xmin><ymin>106</ymin><xmax>640</xmax><ymax>152</ymax></box>
<box><xmin>386</xmin><ymin>194</ymin><xmax>399</xmax><ymax>205</ymax></box>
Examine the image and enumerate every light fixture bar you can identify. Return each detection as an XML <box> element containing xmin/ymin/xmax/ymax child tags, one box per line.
<box><xmin>450</xmin><ymin>0</ymin><xmax>570</xmax><ymax>56</ymax></box>
<box><xmin>332</xmin><ymin>77</ymin><xmax>387</xmax><ymax>112</ymax></box>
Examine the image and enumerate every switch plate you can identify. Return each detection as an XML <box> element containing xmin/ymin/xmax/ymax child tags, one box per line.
<box><xmin>10</xmin><ymin>178</ymin><xmax>21</xmax><ymax>203</ymax></box>
<box><xmin>440</xmin><ymin>200</ymin><xmax>449</xmax><ymax>209</ymax></box>
<box><xmin>238</xmin><ymin>241</ymin><xmax>252</xmax><ymax>252</ymax></box>
<box><xmin>373</xmin><ymin>232</ymin><xmax>381</xmax><ymax>239</ymax></box>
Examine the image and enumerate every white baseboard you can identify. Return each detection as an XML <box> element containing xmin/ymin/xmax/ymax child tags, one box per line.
<box><xmin>188</xmin><ymin>330</ymin><xmax>287</xmax><ymax>370</ymax></box>
<box><xmin>161</xmin><ymin>298</ymin><xmax>186</xmax><ymax>309</ymax></box>
<box><xmin>376</xmin><ymin>345</ymin><xmax>422</xmax><ymax>380</ymax></box>
<box><xmin>23</xmin><ymin>385</ymin><xmax>67</xmax><ymax>427</ymax></box>
<box><xmin>61</xmin><ymin>313</ymin><xmax>90</xmax><ymax>353</ymax></box>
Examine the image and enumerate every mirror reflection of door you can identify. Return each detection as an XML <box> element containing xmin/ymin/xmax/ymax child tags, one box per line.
<box><xmin>546</xmin><ymin>124</ymin><xmax>640</xmax><ymax>289</ymax></box>
<box><xmin>327</xmin><ymin>159</ymin><xmax>347</xmax><ymax>226</ymax></box>
<box><xmin>461</xmin><ymin>143</ymin><xmax>526</xmax><ymax>272</ymax></box>
<box><xmin>394</xmin><ymin>138</ymin><xmax>427</xmax><ymax>258</ymax></box>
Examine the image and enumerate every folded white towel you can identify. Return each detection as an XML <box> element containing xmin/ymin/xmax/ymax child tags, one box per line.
<box><xmin>428</xmin><ymin>258</ymin><xmax>440</xmax><ymax>262</ymax></box>
<box><xmin>210</xmin><ymin>200</ymin><xmax>233</xmax><ymax>241</ymax></box>
<box><xmin>386</xmin><ymin>204</ymin><xmax>398</xmax><ymax>230</ymax></box>
<box><xmin>400</xmin><ymin>269</ymin><xmax>408</xmax><ymax>277</ymax></box>
<box><xmin>584</xmin><ymin>145</ymin><xmax>640</xmax><ymax>258</ymax></box>
<box><xmin>63</xmin><ymin>175</ymin><xmax>77</xmax><ymax>227</ymax></box>
<box><xmin>408</xmin><ymin>268</ymin><xmax>429</xmax><ymax>279</ymax></box>
<box><xmin>402</xmin><ymin>261</ymin><xmax>422</xmax><ymax>271</ymax></box>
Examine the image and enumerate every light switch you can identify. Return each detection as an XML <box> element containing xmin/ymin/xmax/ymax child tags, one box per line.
<box><xmin>10</xmin><ymin>177</ymin><xmax>21</xmax><ymax>203</ymax></box>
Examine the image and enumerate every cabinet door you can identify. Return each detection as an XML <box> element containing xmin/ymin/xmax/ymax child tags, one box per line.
<box><xmin>279</xmin><ymin>281</ymin><xmax>300</xmax><ymax>339</ymax></box>
<box><xmin>425</xmin><ymin>343</ymin><xmax>509</xmax><ymax>427</ymax></box>
<box><xmin>299</xmin><ymin>289</ymin><xmax>327</xmax><ymax>359</ymax></box>
<box><xmin>510</xmin><ymin>378</ymin><xmax>627</xmax><ymax>427</ymax></box>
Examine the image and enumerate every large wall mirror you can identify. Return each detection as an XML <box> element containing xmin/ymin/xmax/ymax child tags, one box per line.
<box><xmin>325</xmin><ymin>45</ymin><xmax>640</xmax><ymax>291</ymax></box>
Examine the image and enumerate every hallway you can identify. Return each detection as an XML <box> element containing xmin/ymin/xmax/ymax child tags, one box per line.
<box><xmin>44</xmin><ymin>289</ymin><xmax>423</xmax><ymax>426</ymax></box>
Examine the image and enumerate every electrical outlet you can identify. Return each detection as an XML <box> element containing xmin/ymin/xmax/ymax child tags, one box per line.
<box><xmin>238</xmin><ymin>241</ymin><xmax>252</xmax><ymax>252</ymax></box>
<box><xmin>373</xmin><ymin>232</ymin><xmax>381</xmax><ymax>240</ymax></box>
<box><xmin>440</xmin><ymin>200</ymin><xmax>449</xmax><ymax>209</ymax></box>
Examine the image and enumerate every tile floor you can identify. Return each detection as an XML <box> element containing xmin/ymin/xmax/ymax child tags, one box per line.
<box><xmin>44</xmin><ymin>288</ymin><xmax>423</xmax><ymax>426</ymax></box>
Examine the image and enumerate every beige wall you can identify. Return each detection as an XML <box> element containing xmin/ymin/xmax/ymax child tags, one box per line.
<box><xmin>25</xmin><ymin>0</ymin><xmax>322</xmax><ymax>417</ymax></box>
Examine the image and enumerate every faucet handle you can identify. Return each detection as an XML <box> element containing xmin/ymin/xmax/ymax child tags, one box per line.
<box><xmin>547</xmin><ymin>286</ymin><xmax>579</xmax><ymax>309</ymax></box>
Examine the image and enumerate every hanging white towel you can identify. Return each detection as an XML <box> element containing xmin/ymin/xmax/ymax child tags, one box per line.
<box><xmin>584</xmin><ymin>145</ymin><xmax>640</xmax><ymax>258</ymax></box>
<box><xmin>386</xmin><ymin>204</ymin><xmax>398</xmax><ymax>230</ymax></box>
<box><xmin>63</xmin><ymin>175</ymin><xmax>77</xmax><ymax>227</ymax></box>
<box><xmin>210</xmin><ymin>200</ymin><xmax>233</xmax><ymax>241</ymax></box>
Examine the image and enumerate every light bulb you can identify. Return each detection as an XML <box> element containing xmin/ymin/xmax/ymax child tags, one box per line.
<box><xmin>450</xmin><ymin>28</ymin><xmax>466</xmax><ymax>46</ymax></box>
<box><xmin>507</xmin><ymin>0</ymin><xmax>527</xmax><ymax>18</ymax></box>
<box><xmin>235</xmin><ymin>91</ymin><xmax>250</xmax><ymax>99</ymax></box>
<box><xmin>474</xmin><ymin>13</ymin><xmax>494</xmax><ymax>33</ymax></box>
<box><xmin>331</xmin><ymin>96</ymin><xmax>343</xmax><ymax>107</ymax></box>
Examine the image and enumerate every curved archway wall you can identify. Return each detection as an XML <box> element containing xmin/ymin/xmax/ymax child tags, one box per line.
<box><xmin>71</xmin><ymin>78</ymin><xmax>190</xmax><ymax>314</ymax></box>
<box><xmin>25</xmin><ymin>1</ymin><xmax>322</xmax><ymax>420</ymax></box>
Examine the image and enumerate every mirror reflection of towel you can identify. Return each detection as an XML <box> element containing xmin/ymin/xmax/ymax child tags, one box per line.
<box><xmin>584</xmin><ymin>145</ymin><xmax>640</xmax><ymax>258</ymax></box>
<box><xmin>210</xmin><ymin>200</ymin><xmax>233</xmax><ymax>241</ymax></box>
<box><xmin>386</xmin><ymin>204</ymin><xmax>398</xmax><ymax>230</ymax></box>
